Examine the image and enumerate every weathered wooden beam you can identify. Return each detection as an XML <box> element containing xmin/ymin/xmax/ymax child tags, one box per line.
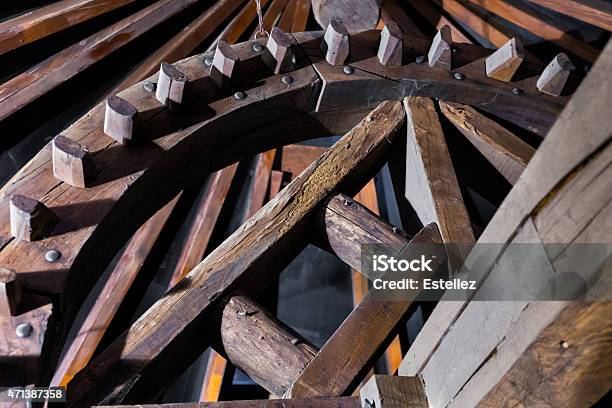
<box><xmin>312</xmin><ymin>0</ymin><xmax>381</xmax><ymax>30</ymax></box>
<box><xmin>50</xmin><ymin>196</ymin><xmax>180</xmax><ymax>387</ymax></box>
<box><xmin>96</xmin><ymin>397</ymin><xmax>362</xmax><ymax>408</ymax></box>
<box><xmin>246</xmin><ymin>150</ymin><xmax>277</xmax><ymax>218</ymax></box>
<box><xmin>485</xmin><ymin>38</ymin><xmax>524</xmax><ymax>82</ymax></box>
<box><xmin>292</xmin><ymin>0</ymin><xmax>312</xmax><ymax>32</ymax></box>
<box><xmin>9</xmin><ymin>195</ymin><xmax>58</xmax><ymax>242</ymax></box>
<box><xmin>278</xmin><ymin>0</ymin><xmax>298</xmax><ymax>32</ymax></box>
<box><xmin>527</xmin><ymin>0</ymin><xmax>612</xmax><ymax>31</ymax></box>
<box><xmin>0</xmin><ymin>0</ymin><xmax>139</xmax><ymax>56</ymax></box>
<box><xmin>378</xmin><ymin>0</ymin><xmax>422</xmax><ymax>35</ymax></box>
<box><xmin>537</xmin><ymin>53</ymin><xmax>575</xmax><ymax>96</ymax></box>
<box><xmin>0</xmin><ymin>0</ymin><xmax>199</xmax><ymax>122</ymax></box>
<box><xmin>463</xmin><ymin>0</ymin><xmax>600</xmax><ymax>62</ymax></box>
<box><xmin>221</xmin><ymin>293</ymin><xmax>318</xmax><ymax>396</ymax></box>
<box><xmin>410</xmin><ymin>0</ymin><xmax>473</xmax><ymax>44</ymax></box>
<box><xmin>439</xmin><ymin>101</ymin><xmax>535</xmax><ymax>185</ymax></box>
<box><xmin>288</xmin><ymin>224</ymin><xmax>444</xmax><ymax>398</ymax></box>
<box><xmin>360</xmin><ymin>375</ymin><xmax>428</xmax><ymax>408</ymax></box>
<box><xmin>427</xmin><ymin>25</ymin><xmax>452</xmax><ymax>70</ymax></box>
<box><xmin>103</xmin><ymin>95</ymin><xmax>143</xmax><ymax>144</ymax></box>
<box><xmin>321</xmin><ymin>18</ymin><xmax>350</xmax><ymax>66</ymax></box>
<box><xmin>66</xmin><ymin>101</ymin><xmax>405</xmax><ymax>407</ymax></box>
<box><xmin>378</xmin><ymin>21</ymin><xmax>403</xmax><ymax>66</ymax></box>
<box><xmin>52</xmin><ymin>135</ymin><xmax>97</xmax><ymax>188</ymax></box>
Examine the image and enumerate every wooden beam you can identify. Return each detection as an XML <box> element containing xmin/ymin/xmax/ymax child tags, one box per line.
<box><xmin>463</xmin><ymin>0</ymin><xmax>600</xmax><ymax>62</ymax></box>
<box><xmin>96</xmin><ymin>397</ymin><xmax>362</xmax><ymax>408</ymax></box>
<box><xmin>0</xmin><ymin>0</ymin><xmax>199</xmax><ymax>123</ymax></box>
<box><xmin>280</xmin><ymin>145</ymin><xmax>326</xmax><ymax>178</ymax></box>
<box><xmin>439</xmin><ymin>101</ymin><xmax>535</xmax><ymax>185</ymax></box>
<box><xmin>288</xmin><ymin>224</ymin><xmax>444</xmax><ymax>398</ymax></box>
<box><xmin>66</xmin><ymin>101</ymin><xmax>405</xmax><ymax>407</ymax></box>
<box><xmin>360</xmin><ymin>375</ymin><xmax>428</xmax><ymax>408</ymax></box>
<box><xmin>50</xmin><ymin>196</ymin><xmax>180</xmax><ymax>387</ymax></box>
<box><xmin>278</xmin><ymin>0</ymin><xmax>298</xmax><ymax>32</ymax></box>
<box><xmin>409</xmin><ymin>0</ymin><xmax>473</xmax><ymax>44</ymax></box>
<box><xmin>527</xmin><ymin>0</ymin><xmax>612</xmax><ymax>31</ymax></box>
<box><xmin>292</xmin><ymin>0</ymin><xmax>312</xmax><ymax>32</ymax></box>
<box><xmin>379</xmin><ymin>0</ymin><xmax>422</xmax><ymax>35</ymax></box>
<box><xmin>0</xmin><ymin>0</ymin><xmax>139</xmax><ymax>56</ymax></box>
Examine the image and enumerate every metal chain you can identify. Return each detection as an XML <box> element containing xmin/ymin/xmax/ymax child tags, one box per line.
<box><xmin>254</xmin><ymin>0</ymin><xmax>268</xmax><ymax>39</ymax></box>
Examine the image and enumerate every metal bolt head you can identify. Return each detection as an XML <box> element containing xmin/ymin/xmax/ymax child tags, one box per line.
<box><xmin>452</xmin><ymin>47</ymin><xmax>458</xmax><ymax>53</ymax></box>
<box><xmin>143</xmin><ymin>82</ymin><xmax>156</xmax><ymax>92</ymax></box>
<box><xmin>561</xmin><ymin>341</ymin><xmax>570</xmax><ymax>349</ymax></box>
<box><xmin>204</xmin><ymin>56</ymin><xmax>213</xmax><ymax>66</ymax></box>
<box><xmin>343</xmin><ymin>66</ymin><xmax>354</xmax><ymax>75</ymax></box>
<box><xmin>415</xmin><ymin>55</ymin><xmax>426</xmax><ymax>64</ymax></box>
<box><xmin>454</xmin><ymin>72</ymin><xmax>465</xmax><ymax>80</ymax></box>
<box><xmin>252</xmin><ymin>44</ymin><xmax>264</xmax><ymax>52</ymax></box>
<box><xmin>234</xmin><ymin>91</ymin><xmax>247</xmax><ymax>100</ymax></box>
<box><xmin>512</xmin><ymin>87</ymin><xmax>523</xmax><ymax>96</ymax></box>
<box><xmin>291</xmin><ymin>55</ymin><xmax>298</xmax><ymax>65</ymax></box>
<box><xmin>15</xmin><ymin>323</ymin><xmax>33</xmax><ymax>338</ymax></box>
<box><xmin>45</xmin><ymin>249</ymin><xmax>61</xmax><ymax>262</ymax></box>
<box><xmin>281</xmin><ymin>76</ymin><xmax>294</xmax><ymax>85</ymax></box>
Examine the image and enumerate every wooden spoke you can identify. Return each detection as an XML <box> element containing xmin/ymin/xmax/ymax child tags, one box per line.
<box><xmin>312</xmin><ymin>0</ymin><xmax>381</xmax><ymax>30</ymax></box>
<box><xmin>410</xmin><ymin>0</ymin><xmax>473</xmax><ymax>44</ymax></box>
<box><xmin>378</xmin><ymin>0</ymin><xmax>422</xmax><ymax>35</ymax></box>
<box><xmin>104</xmin><ymin>95</ymin><xmax>143</xmax><ymax>145</ymax></box>
<box><xmin>321</xmin><ymin>18</ymin><xmax>350</xmax><ymax>66</ymax></box>
<box><xmin>262</xmin><ymin>27</ymin><xmax>298</xmax><ymax>74</ymax></box>
<box><xmin>292</xmin><ymin>0</ymin><xmax>312</xmax><ymax>33</ymax></box>
<box><xmin>378</xmin><ymin>21</ymin><xmax>403</xmax><ymax>66</ymax></box>
<box><xmin>527</xmin><ymin>0</ymin><xmax>612</xmax><ymax>31</ymax></box>
<box><xmin>65</xmin><ymin>101</ymin><xmax>405</xmax><ymax>407</ymax></box>
<box><xmin>439</xmin><ymin>101</ymin><xmax>535</xmax><ymax>185</ymax></box>
<box><xmin>360</xmin><ymin>375</ymin><xmax>428</xmax><ymax>408</ymax></box>
<box><xmin>289</xmin><ymin>224</ymin><xmax>444</xmax><ymax>398</ymax></box>
<box><xmin>156</xmin><ymin>62</ymin><xmax>188</xmax><ymax>109</ymax></box>
<box><xmin>277</xmin><ymin>0</ymin><xmax>297</xmax><ymax>32</ymax></box>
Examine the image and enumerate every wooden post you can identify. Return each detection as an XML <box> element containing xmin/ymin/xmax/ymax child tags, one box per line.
<box><xmin>103</xmin><ymin>95</ymin><xmax>143</xmax><ymax>145</ymax></box>
<box><xmin>210</xmin><ymin>40</ymin><xmax>241</xmax><ymax>89</ymax></box>
<box><xmin>360</xmin><ymin>375</ymin><xmax>428</xmax><ymax>408</ymax></box>
<box><xmin>537</xmin><ymin>53</ymin><xmax>575</xmax><ymax>96</ymax></box>
<box><xmin>485</xmin><ymin>38</ymin><xmax>524</xmax><ymax>82</ymax></box>
<box><xmin>156</xmin><ymin>62</ymin><xmax>187</xmax><ymax>110</ymax></box>
<box><xmin>9</xmin><ymin>195</ymin><xmax>58</xmax><ymax>242</ymax></box>
<box><xmin>52</xmin><ymin>135</ymin><xmax>97</xmax><ymax>188</ymax></box>
<box><xmin>262</xmin><ymin>27</ymin><xmax>297</xmax><ymax>74</ymax></box>
<box><xmin>427</xmin><ymin>25</ymin><xmax>452</xmax><ymax>70</ymax></box>
<box><xmin>0</xmin><ymin>268</ymin><xmax>22</xmax><ymax>316</ymax></box>
<box><xmin>321</xmin><ymin>18</ymin><xmax>350</xmax><ymax>66</ymax></box>
<box><xmin>378</xmin><ymin>21</ymin><xmax>403</xmax><ymax>66</ymax></box>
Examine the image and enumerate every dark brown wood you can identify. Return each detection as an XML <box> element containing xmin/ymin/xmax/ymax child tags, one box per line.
<box><xmin>0</xmin><ymin>0</ymin><xmax>139</xmax><ymax>56</ymax></box>
<box><xmin>9</xmin><ymin>195</ymin><xmax>58</xmax><ymax>242</ymax></box>
<box><xmin>96</xmin><ymin>397</ymin><xmax>361</xmax><ymax>408</ymax></box>
<box><xmin>378</xmin><ymin>21</ymin><xmax>403</xmax><ymax>66</ymax></box>
<box><xmin>66</xmin><ymin>101</ymin><xmax>405</xmax><ymax>407</ymax></box>
<box><xmin>103</xmin><ymin>95</ymin><xmax>143</xmax><ymax>144</ymax></box>
<box><xmin>427</xmin><ymin>25</ymin><xmax>452</xmax><ymax>70</ymax></box>
<box><xmin>221</xmin><ymin>293</ymin><xmax>318</xmax><ymax>396</ymax></box>
<box><xmin>262</xmin><ymin>27</ymin><xmax>297</xmax><ymax>74</ymax></box>
<box><xmin>360</xmin><ymin>375</ymin><xmax>428</xmax><ymax>408</ymax></box>
<box><xmin>527</xmin><ymin>0</ymin><xmax>612</xmax><ymax>31</ymax></box>
<box><xmin>321</xmin><ymin>18</ymin><xmax>350</xmax><ymax>66</ymax></box>
<box><xmin>288</xmin><ymin>224</ymin><xmax>444</xmax><ymax>398</ymax></box>
<box><xmin>52</xmin><ymin>135</ymin><xmax>97</xmax><ymax>188</ymax></box>
<box><xmin>537</xmin><ymin>53</ymin><xmax>575</xmax><ymax>96</ymax></box>
<box><xmin>256</xmin><ymin>0</ymin><xmax>290</xmax><ymax>37</ymax></box>
<box><xmin>485</xmin><ymin>38</ymin><xmax>524</xmax><ymax>82</ymax></box>
<box><xmin>280</xmin><ymin>145</ymin><xmax>326</xmax><ymax>177</ymax></box>
<box><xmin>0</xmin><ymin>0</ymin><xmax>199</xmax><ymax>122</ymax></box>
<box><xmin>277</xmin><ymin>0</ymin><xmax>298</xmax><ymax>32</ymax></box>
<box><xmin>410</xmin><ymin>0</ymin><xmax>472</xmax><ymax>44</ymax></box>
<box><xmin>312</xmin><ymin>0</ymin><xmax>381</xmax><ymax>30</ymax></box>
<box><xmin>0</xmin><ymin>268</ymin><xmax>22</xmax><ymax>317</ymax></box>
<box><xmin>378</xmin><ymin>0</ymin><xmax>422</xmax><ymax>35</ymax></box>
<box><xmin>156</xmin><ymin>62</ymin><xmax>188</xmax><ymax>109</ymax></box>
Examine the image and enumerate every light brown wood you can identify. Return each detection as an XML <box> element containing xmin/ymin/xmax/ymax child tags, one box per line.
<box><xmin>292</xmin><ymin>0</ymin><xmax>312</xmax><ymax>32</ymax></box>
<box><xmin>103</xmin><ymin>95</ymin><xmax>143</xmax><ymax>144</ymax></box>
<box><xmin>312</xmin><ymin>0</ymin><xmax>381</xmax><ymax>30</ymax></box>
<box><xmin>537</xmin><ymin>53</ymin><xmax>575</xmax><ymax>96</ymax></box>
<box><xmin>246</xmin><ymin>150</ymin><xmax>277</xmax><ymax>218</ymax></box>
<box><xmin>427</xmin><ymin>26</ymin><xmax>452</xmax><ymax>70</ymax></box>
<box><xmin>378</xmin><ymin>21</ymin><xmax>403</xmax><ymax>66</ymax></box>
<box><xmin>439</xmin><ymin>101</ymin><xmax>535</xmax><ymax>185</ymax></box>
<box><xmin>321</xmin><ymin>18</ymin><xmax>350</xmax><ymax>66</ymax></box>
<box><xmin>10</xmin><ymin>195</ymin><xmax>58</xmax><ymax>242</ymax></box>
<box><xmin>281</xmin><ymin>145</ymin><xmax>326</xmax><ymax>177</ymax></box>
<box><xmin>0</xmin><ymin>0</ymin><xmax>139</xmax><ymax>56</ymax></box>
<box><xmin>200</xmin><ymin>352</ymin><xmax>227</xmax><ymax>402</ymax></box>
<box><xmin>527</xmin><ymin>0</ymin><xmax>612</xmax><ymax>31</ymax></box>
<box><xmin>278</xmin><ymin>0</ymin><xmax>298</xmax><ymax>32</ymax></box>
<box><xmin>360</xmin><ymin>375</ymin><xmax>428</xmax><ymax>408</ymax></box>
<box><xmin>52</xmin><ymin>135</ymin><xmax>97</xmax><ymax>188</ymax></box>
<box><xmin>485</xmin><ymin>38</ymin><xmax>524</xmax><ymax>82</ymax></box>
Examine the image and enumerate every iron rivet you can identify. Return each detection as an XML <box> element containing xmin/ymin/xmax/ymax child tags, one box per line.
<box><xmin>252</xmin><ymin>44</ymin><xmax>264</xmax><ymax>52</ymax></box>
<box><xmin>512</xmin><ymin>87</ymin><xmax>523</xmax><ymax>95</ymax></box>
<box><xmin>343</xmin><ymin>66</ymin><xmax>354</xmax><ymax>75</ymax></box>
<box><xmin>454</xmin><ymin>72</ymin><xmax>465</xmax><ymax>80</ymax></box>
<box><xmin>561</xmin><ymin>341</ymin><xmax>570</xmax><ymax>349</ymax></box>
<box><xmin>452</xmin><ymin>47</ymin><xmax>458</xmax><ymax>53</ymax></box>
<box><xmin>45</xmin><ymin>250</ymin><xmax>61</xmax><ymax>262</ymax></box>
<box><xmin>234</xmin><ymin>91</ymin><xmax>247</xmax><ymax>100</ymax></box>
<box><xmin>415</xmin><ymin>55</ymin><xmax>426</xmax><ymax>64</ymax></box>
<box><xmin>204</xmin><ymin>56</ymin><xmax>213</xmax><ymax>67</ymax></box>
<box><xmin>291</xmin><ymin>55</ymin><xmax>297</xmax><ymax>64</ymax></box>
<box><xmin>15</xmin><ymin>323</ymin><xmax>33</xmax><ymax>338</ymax></box>
<box><xmin>282</xmin><ymin>76</ymin><xmax>294</xmax><ymax>85</ymax></box>
<box><xmin>143</xmin><ymin>82</ymin><xmax>156</xmax><ymax>92</ymax></box>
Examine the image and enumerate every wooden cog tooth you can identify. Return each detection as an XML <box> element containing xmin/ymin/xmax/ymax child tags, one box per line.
<box><xmin>485</xmin><ymin>37</ymin><xmax>525</xmax><ymax>82</ymax></box>
<box><xmin>156</xmin><ymin>62</ymin><xmax>187</xmax><ymax>110</ymax></box>
<box><xmin>262</xmin><ymin>27</ymin><xmax>297</xmax><ymax>74</ymax></box>
<box><xmin>9</xmin><ymin>195</ymin><xmax>58</xmax><ymax>242</ymax></box>
<box><xmin>103</xmin><ymin>95</ymin><xmax>143</xmax><ymax>145</ymax></box>
<box><xmin>321</xmin><ymin>17</ymin><xmax>350</xmax><ymax>66</ymax></box>
<box><xmin>0</xmin><ymin>267</ymin><xmax>23</xmax><ymax>316</ymax></box>
<box><xmin>210</xmin><ymin>40</ymin><xmax>240</xmax><ymax>89</ymax></box>
<box><xmin>378</xmin><ymin>21</ymin><xmax>403</xmax><ymax>66</ymax></box>
<box><xmin>52</xmin><ymin>134</ymin><xmax>97</xmax><ymax>188</ymax></box>
<box><xmin>537</xmin><ymin>52</ymin><xmax>575</xmax><ymax>96</ymax></box>
<box><xmin>428</xmin><ymin>25</ymin><xmax>452</xmax><ymax>71</ymax></box>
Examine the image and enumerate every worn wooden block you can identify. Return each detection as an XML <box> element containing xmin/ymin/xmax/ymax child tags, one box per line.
<box><xmin>52</xmin><ymin>134</ymin><xmax>97</xmax><ymax>188</ymax></box>
<box><xmin>321</xmin><ymin>17</ymin><xmax>350</xmax><ymax>66</ymax></box>
<box><xmin>312</xmin><ymin>0</ymin><xmax>381</xmax><ymax>30</ymax></box>
<box><xmin>485</xmin><ymin>37</ymin><xmax>524</xmax><ymax>82</ymax></box>
<box><xmin>0</xmin><ymin>267</ymin><xmax>22</xmax><ymax>316</ymax></box>
<box><xmin>103</xmin><ymin>95</ymin><xmax>142</xmax><ymax>145</ymax></box>
<box><xmin>360</xmin><ymin>375</ymin><xmax>428</xmax><ymax>408</ymax></box>
<box><xmin>427</xmin><ymin>25</ymin><xmax>452</xmax><ymax>70</ymax></box>
<box><xmin>536</xmin><ymin>52</ymin><xmax>575</xmax><ymax>96</ymax></box>
<box><xmin>262</xmin><ymin>27</ymin><xmax>298</xmax><ymax>74</ymax></box>
<box><xmin>378</xmin><ymin>21</ymin><xmax>403</xmax><ymax>66</ymax></box>
<box><xmin>210</xmin><ymin>40</ymin><xmax>240</xmax><ymax>89</ymax></box>
<box><xmin>9</xmin><ymin>195</ymin><xmax>58</xmax><ymax>242</ymax></box>
<box><xmin>156</xmin><ymin>62</ymin><xmax>187</xmax><ymax>110</ymax></box>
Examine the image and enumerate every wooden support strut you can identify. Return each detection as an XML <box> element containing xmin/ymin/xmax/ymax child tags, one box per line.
<box><xmin>52</xmin><ymin>135</ymin><xmax>97</xmax><ymax>188</ymax></box>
